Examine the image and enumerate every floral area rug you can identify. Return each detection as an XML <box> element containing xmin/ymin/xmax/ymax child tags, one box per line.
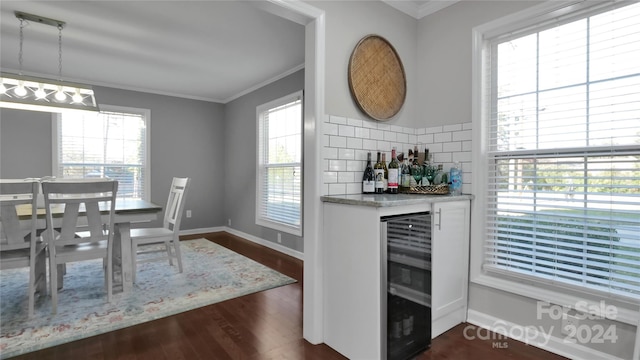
<box><xmin>0</xmin><ymin>238</ymin><xmax>296</xmax><ymax>358</ymax></box>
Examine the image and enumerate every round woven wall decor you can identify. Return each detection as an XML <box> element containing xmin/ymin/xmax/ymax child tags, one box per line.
<box><xmin>348</xmin><ymin>34</ymin><xmax>406</xmax><ymax>121</ymax></box>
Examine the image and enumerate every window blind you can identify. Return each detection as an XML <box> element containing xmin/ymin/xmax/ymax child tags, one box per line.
<box><xmin>256</xmin><ymin>93</ymin><xmax>302</xmax><ymax>235</ymax></box>
<box><xmin>483</xmin><ymin>2</ymin><xmax>640</xmax><ymax>301</ymax></box>
<box><xmin>57</xmin><ymin>109</ymin><xmax>148</xmax><ymax>200</ymax></box>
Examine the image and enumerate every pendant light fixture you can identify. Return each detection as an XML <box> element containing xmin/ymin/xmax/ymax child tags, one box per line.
<box><xmin>0</xmin><ymin>11</ymin><xmax>99</xmax><ymax>113</ymax></box>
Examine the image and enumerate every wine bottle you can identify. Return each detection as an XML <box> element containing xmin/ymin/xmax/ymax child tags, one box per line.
<box><xmin>422</xmin><ymin>148</ymin><xmax>432</xmax><ymax>185</ymax></box>
<box><xmin>362</xmin><ymin>152</ymin><xmax>375</xmax><ymax>193</ymax></box>
<box><xmin>400</xmin><ymin>153</ymin><xmax>411</xmax><ymax>189</ymax></box>
<box><xmin>381</xmin><ymin>152</ymin><xmax>389</xmax><ymax>193</ymax></box>
<box><xmin>388</xmin><ymin>147</ymin><xmax>399</xmax><ymax>194</ymax></box>
<box><xmin>374</xmin><ymin>151</ymin><xmax>385</xmax><ymax>194</ymax></box>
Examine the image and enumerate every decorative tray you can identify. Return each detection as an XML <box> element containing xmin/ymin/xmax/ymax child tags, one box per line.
<box><xmin>399</xmin><ymin>184</ymin><xmax>449</xmax><ymax>195</ymax></box>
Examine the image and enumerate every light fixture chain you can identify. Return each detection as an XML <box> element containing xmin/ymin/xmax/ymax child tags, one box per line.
<box><xmin>58</xmin><ymin>24</ymin><xmax>63</xmax><ymax>80</ymax></box>
<box><xmin>18</xmin><ymin>18</ymin><xmax>24</xmax><ymax>74</ymax></box>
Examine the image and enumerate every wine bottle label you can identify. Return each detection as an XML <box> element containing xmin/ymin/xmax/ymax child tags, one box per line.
<box><xmin>388</xmin><ymin>169</ymin><xmax>399</xmax><ymax>188</ymax></box>
<box><xmin>362</xmin><ymin>180</ymin><xmax>374</xmax><ymax>193</ymax></box>
<box><xmin>374</xmin><ymin>169</ymin><xmax>384</xmax><ymax>190</ymax></box>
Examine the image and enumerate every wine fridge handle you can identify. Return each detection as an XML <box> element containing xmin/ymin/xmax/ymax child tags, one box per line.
<box><xmin>436</xmin><ymin>208</ymin><xmax>442</xmax><ymax>231</ymax></box>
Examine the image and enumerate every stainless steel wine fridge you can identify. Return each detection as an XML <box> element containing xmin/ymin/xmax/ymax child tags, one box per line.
<box><xmin>381</xmin><ymin>212</ymin><xmax>432</xmax><ymax>360</ymax></box>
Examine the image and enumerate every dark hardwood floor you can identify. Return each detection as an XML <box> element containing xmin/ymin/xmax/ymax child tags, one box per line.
<box><xmin>10</xmin><ymin>232</ymin><xmax>567</xmax><ymax>360</ymax></box>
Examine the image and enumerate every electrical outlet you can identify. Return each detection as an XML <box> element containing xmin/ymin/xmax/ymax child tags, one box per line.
<box><xmin>186</xmin><ymin>210</ymin><xmax>192</xmax><ymax>218</ymax></box>
<box><xmin>277</xmin><ymin>233</ymin><xmax>282</xmax><ymax>243</ymax></box>
<box><xmin>228</xmin><ymin>218</ymin><xmax>231</xmax><ymax>227</ymax></box>
<box><xmin>562</xmin><ymin>314</ymin><xmax>580</xmax><ymax>335</ymax></box>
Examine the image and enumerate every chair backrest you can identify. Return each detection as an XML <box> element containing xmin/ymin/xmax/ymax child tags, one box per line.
<box><xmin>0</xmin><ymin>180</ymin><xmax>38</xmax><ymax>251</ymax></box>
<box><xmin>163</xmin><ymin>177</ymin><xmax>190</xmax><ymax>234</ymax></box>
<box><xmin>42</xmin><ymin>179</ymin><xmax>118</xmax><ymax>245</ymax></box>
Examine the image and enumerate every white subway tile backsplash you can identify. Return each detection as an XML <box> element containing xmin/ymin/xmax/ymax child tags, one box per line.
<box><xmin>347</xmin><ymin>137</ymin><xmax>363</xmax><ymax>149</ymax></box>
<box><xmin>453</xmin><ymin>151</ymin><xmax>472</xmax><ymax>163</ymax></box>
<box><xmin>324</xmin><ymin>171</ymin><xmax>338</xmax><ymax>183</ymax></box>
<box><xmin>354</xmin><ymin>127</ymin><xmax>370</xmax><ymax>139</ymax></box>
<box><xmin>328</xmin><ymin>183</ymin><xmax>346</xmax><ymax>195</ymax></box>
<box><xmin>370</xmin><ymin>129</ymin><xmax>384</xmax><ymax>140</ymax></box>
<box><xmin>427</xmin><ymin>143</ymin><xmax>443</xmax><ymax>153</ymax></box>
<box><xmin>323</xmin><ymin>115</ymin><xmax>473</xmax><ymax>196</ymax></box>
<box><xmin>363</xmin><ymin>120</ymin><xmax>378</xmax><ymax>129</ymax></box>
<box><xmin>338</xmin><ymin>171</ymin><xmax>355</xmax><ymax>183</ymax></box>
<box><xmin>329</xmin><ymin>115</ymin><xmax>347</xmax><ymax>124</ymax></box>
<box><xmin>346</xmin><ymin>160</ymin><xmax>362</xmax><ymax>172</ymax></box>
<box><xmin>443</xmin><ymin>124</ymin><xmax>462</xmax><ymax>132</ymax></box>
<box><xmin>339</xmin><ymin>124</ymin><xmax>355</xmax><ymax>137</ymax></box>
<box><xmin>453</xmin><ymin>130</ymin><xmax>472</xmax><ymax>141</ymax></box>
<box><xmin>346</xmin><ymin>183</ymin><xmax>362</xmax><ymax>195</ymax></box>
<box><xmin>383</xmin><ymin>131</ymin><xmax>397</xmax><ymax>142</ymax></box>
<box><xmin>376</xmin><ymin>141</ymin><xmax>391</xmax><ymax>152</ymax></box>
<box><xmin>329</xmin><ymin>135</ymin><xmax>346</xmax><ymax>148</ymax></box>
<box><xmin>434</xmin><ymin>132</ymin><xmax>452</xmax><ymax>143</ymax></box>
<box><xmin>443</xmin><ymin>141</ymin><xmax>462</xmax><ymax>152</ymax></box>
<box><xmin>347</xmin><ymin>118</ymin><xmax>363</xmax><ymax>127</ymax></box>
<box><xmin>338</xmin><ymin>148</ymin><xmax>355</xmax><ymax>160</ymax></box>
<box><xmin>417</xmin><ymin>133</ymin><xmax>434</xmax><ymax>144</ymax></box>
<box><xmin>325</xmin><ymin>122</ymin><xmax>339</xmax><ymax>136</ymax></box>
<box><xmin>433</xmin><ymin>152</ymin><xmax>452</xmax><ymax>163</ymax></box>
<box><xmin>363</xmin><ymin>139</ymin><xmax>377</xmax><ymax>151</ymax></box>
<box><xmin>425</xmin><ymin>126</ymin><xmax>443</xmax><ymax>134</ymax></box>
<box><xmin>328</xmin><ymin>159</ymin><xmax>346</xmax><ymax>172</ymax></box>
<box><xmin>396</xmin><ymin>132</ymin><xmax>409</xmax><ymax>143</ymax></box>
<box><xmin>323</xmin><ymin>147</ymin><xmax>337</xmax><ymax>159</ymax></box>
<box><xmin>390</xmin><ymin>125</ymin><xmax>403</xmax><ymax>133</ymax></box>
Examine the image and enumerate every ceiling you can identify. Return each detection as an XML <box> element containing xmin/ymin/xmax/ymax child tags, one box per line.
<box><xmin>0</xmin><ymin>1</ymin><xmax>305</xmax><ymax>103</ymax></box>
<box><xmin>0</xmin><ymin>1</ymin><xmax>457</xmax><ymax>104</ymax></box>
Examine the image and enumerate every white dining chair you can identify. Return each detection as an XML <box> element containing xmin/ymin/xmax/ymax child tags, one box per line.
<box><xmin>131</xmin><ymin>177</ymin><xmax>190</xmax><ymax>282</ymax></box>
<box><xmin>42</xmin><ymin>179</ymin><xmax>118</xmax><ymax>314</ymax></box>
<box><xmin>0</xmin><ymin>180</ymin><xmax>48</xmax><ymax>318</ymax></box>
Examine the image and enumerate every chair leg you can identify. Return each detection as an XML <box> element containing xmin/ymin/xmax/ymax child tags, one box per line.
<box><xmin>173</xmin><ymin>239</ymin><xmax>183</xmax><ymax>273</ymax></box>
<box><xmin>50</xmin><ymin>258</ymin><xmax>58</xmax><ymax>315</ymax></box>
<box><xmin>164</xmin><ymin>241</ymin><xmax>174</xmax><ymax>266</ymax></box>
<box><xmin>106</xmin><ymin>254</ymin><xmax>112</xmax><ymax>303</ymax></box>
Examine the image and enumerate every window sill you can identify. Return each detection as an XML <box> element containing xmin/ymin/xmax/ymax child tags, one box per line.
<box><xmin>470</xmin><ymin>272</ymin><xmax>640</xmax><ymax>326</ymax></box>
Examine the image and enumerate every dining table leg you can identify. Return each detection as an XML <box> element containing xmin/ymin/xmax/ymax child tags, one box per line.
<box><xmin>113</xmin><ymin>222</ymin><xmax>133</xmax><ymax>293</ymax></box>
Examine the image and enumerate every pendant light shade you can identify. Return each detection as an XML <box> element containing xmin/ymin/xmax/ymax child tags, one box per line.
<box><xmin>1</xmin><ymin>72</ymin><xmax>98</xmax><ymax>113</ymax></box>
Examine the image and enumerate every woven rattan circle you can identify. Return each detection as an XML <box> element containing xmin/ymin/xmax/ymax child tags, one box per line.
<box><xmin>348</xmin><ymin>35</ymin><xmax>406</xmax><ymax>121</ymax></box>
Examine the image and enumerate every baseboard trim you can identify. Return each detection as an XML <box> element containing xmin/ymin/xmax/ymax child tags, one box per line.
<box><xmin>466</xmin><ymin>309</ymin><xmax>625</xmax><ymax>360</ymax></box>
<box><xmin>179</xmin><ymin>227</ymin><xmax>226</xmax><ymax>236</ymax></box>
<box><xmin>222</xmin><ymin>227</ymin><xmax>304</xmax><ymax>261</ymax></box>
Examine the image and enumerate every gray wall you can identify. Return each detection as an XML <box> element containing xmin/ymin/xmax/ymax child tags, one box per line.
<box><xmin>224</xmin><ymin>69</ymin><xmax>305</xmax><ymax>253</ymax></box>
<box><xmin>0</xmin><ymin>109</ymin><xmax>52</xmax><ymax>178</ymax></box>
<box><xmin>0</xmin><ymin>87</ymin><xmax>226</xmax><ymax>231</ymax></box>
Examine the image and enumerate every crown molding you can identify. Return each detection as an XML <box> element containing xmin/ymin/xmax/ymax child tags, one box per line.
<box><xmin>381</xmin><ymin>0</ymin><xmax>460</xmax><ymax>19</ymax></box>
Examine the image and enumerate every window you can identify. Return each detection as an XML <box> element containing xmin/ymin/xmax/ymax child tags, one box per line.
<box><xmin>479</xmin><ymin>2</ymin><xmax>640</xmax><ymax>301</ymax></box>
<box><xmin>256</xmin><ymin>91</ymin><xmax>303</xmax><ymax>236</ymax></box>
<box><xmin>54</xmin><ymin>106</ymin><xmax>150</xmax><ymax>200</ymax></box>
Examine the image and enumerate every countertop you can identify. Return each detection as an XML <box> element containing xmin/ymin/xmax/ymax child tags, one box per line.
<box><xmin>320</xmin><ymin>193</ymin><xmax>474</xmax><ymax>207</ymax></box>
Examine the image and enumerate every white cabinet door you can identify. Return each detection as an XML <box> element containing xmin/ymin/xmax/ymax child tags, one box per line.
<box><xmin>431</xmin><ymin>200</ymin><xmax>471</xmax><ymax>337</ymax></box>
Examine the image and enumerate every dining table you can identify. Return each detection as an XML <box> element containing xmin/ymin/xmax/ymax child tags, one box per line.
<box><xmin>16</xmin><ymin>198</ymin><xmax>163</xmax><ymax>293</ymax></box>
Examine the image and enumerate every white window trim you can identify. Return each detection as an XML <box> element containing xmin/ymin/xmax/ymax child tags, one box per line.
<box><xmin>470</xmin><ymin>0</ymin><xmax>640</xmax><ymax>325</ymax></box>
<box><xmin>255</xmin><ymin>91</ymin><xmax>303</xmax><ymax>237</ymax></box>
<box><xmin>51</xmin><ymin>105</ymin><xmax>151</xmax><ymax>202</ymax></box>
